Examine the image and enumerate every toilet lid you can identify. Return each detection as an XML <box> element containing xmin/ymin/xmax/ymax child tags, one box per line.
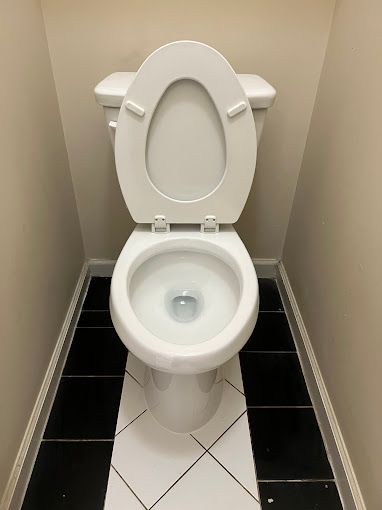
<box><xmin>115</xmin><ymin>41</ymin><xmax>257</xmax><ymax>225</ymax></box>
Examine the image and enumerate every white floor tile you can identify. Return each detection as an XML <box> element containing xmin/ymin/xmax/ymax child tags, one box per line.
<box><xmin>126</xmin><ymin>353</ymin><xmax>146</xmax><ymax>386</ymax></box>
<box><xmin>112</xmin><ymin>410</ymin><xmax>205</xmax><ymax>508</ymax></box>
<box><xmin>193</xmin><ymin>381</ymin><xmax>246</xmax><ymax>448</ymax></box>
<box><xmin>153</xmin><ymin>453</ymin><xmax>260</xmax><ymax>510</ymax></box>
<box><xmin>223</xmin><ymin>354</ymin><xmax>244</xmax><ymax>393</ymax></box>
<box><xmin>210</xmin><ymin>413</ymin><xmax>259</xmax><ymax>499</ymax></box>
<box><xmin>115</xmin><ymin>373</ymin><xmax>147</xmax><ymax>435</ymax></box>
<box><xmin>104</xmin><ymin>466</ymin><xmax>145</xmax><ymax>510</ymax></box>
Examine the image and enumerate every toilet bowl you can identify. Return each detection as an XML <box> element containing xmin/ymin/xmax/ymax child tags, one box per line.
<box><xmin>111</xmin><ymin>225</ymin><xmax>258</xmax><ymax>374</ymax></box>
<box><xmin>95</xmin><ymin>41</ymin><xmax>276</xmax><ymax>432</ymax></box>
<box><xmin>111</xmin><ymin>226</ymin><xmax>258</xmax><ymax>432</ymax></box>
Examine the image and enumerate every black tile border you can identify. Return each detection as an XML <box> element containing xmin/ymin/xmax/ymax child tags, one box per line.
<box><xmin>242</xmin><ymin>312</ymin><xmax>296</xmax><ymax>352</ymax></box>
<box><xmin>190</xmin><ymin>415</ymin><xmax>261</xmax><ymax>504</ymax></box>
<box><xmin>242</xmin><ymin>279</ymin><xmax>342</xmax><ymax>508</ymax></box>
<box><xmin>43</xmin><ymin>376</ymin><xmax>124</xmax><ymax>440</ymax></box>
<box><xmin>258</xmin><ymin>480</ymin><xmax>343</xmax><ymax>509</ymax></box>
<box><xmin>112</xmin><ymin>465</ymin><xmax>148</xmax><ymax>509</ymax></box>
<box><xmin>248</xmin><ymin>407</ymin><xmax>334</xmax><ymax>482</ymax></box>
<box><xmin>21</xmin><ymin>277</ymin><xmax>126</xmax><ymax>509</ymax></box>
<box><xmin>21</xmin><ymin>440</ymin><xmax>113</xmax><ymax>510</ymax></box>
<box><xmin>240</xmin><ymin>352</ymin><xmax>312</xmax><ymax>407</ymax></box>
<box><xmin>63</xmin><ymin>327</ymin><xmax>127</xmax><ymax>376</ymax></box>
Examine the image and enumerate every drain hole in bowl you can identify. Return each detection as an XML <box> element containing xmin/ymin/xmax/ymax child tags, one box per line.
<box><xmin>165</xmin><ymin>289</ymin><xmax>203</xmax><ymax>323</ymax></box>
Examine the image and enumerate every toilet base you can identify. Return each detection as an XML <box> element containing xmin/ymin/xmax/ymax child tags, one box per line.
<box><xmin>104</xmin><ymin>353</ymin><xmax>258</xmax><ymax>509</ymax></box>
<box><xmin>144</xmin><ymin>365</ymin><xmax>223</xmax><ymax>433</ymax></box>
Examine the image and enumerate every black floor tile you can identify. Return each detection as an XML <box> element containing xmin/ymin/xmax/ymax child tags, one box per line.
<box><xmin>240</xmin><ymin>353</ymin><xmax>311</xmax><ymax>406</ymax></box>
<box><xmin>248</xmin><ymin>408</ymin><xmax>333</xmax><ymax>480</ymax></box>
<box><xmin>77</xmin><ymin>311</ymin><xmax>113</xmax><ymax>327</ymax></box>
<box><xmin>242</xmin><ymin>313</ymin><xmax>295</xmax><ymax>352</ymax></box>
<box><xmin>22</xmin><ymin>441</ymin><xmax>112</xmax><ymax>510</ymax></box>
<box><xmin>82</xmin><ymin>277</ymin><xmax>111</xmax><ymax>310</ymax></box>
<box><xmin>63</xmin><ymin>328</ymin><xmax>127</xmax><ymax>375</ymax></box>
<box><xmin>259</xmin><ymin>279</ymin><xmax>284</xmax><ymax>311</ymax></box>
<box><xmin>44</xmin><ymin>377</ymin><xmax>123</xmax><ymax>439</ymax></box>
<box><xmin>259</xmin><ymin>481</ymin><xmax>343</xmax><ymax>509</ymax></box>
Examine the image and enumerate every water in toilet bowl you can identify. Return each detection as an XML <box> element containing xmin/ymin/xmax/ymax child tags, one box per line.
<box><xmin>129</xmin><ymin>250</ymin><xmax>240</xmax><ymax>345</ymax></box>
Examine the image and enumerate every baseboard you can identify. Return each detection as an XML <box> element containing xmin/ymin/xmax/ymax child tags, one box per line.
<box><xmin>88</xmin><ymin>258</ymin><xmax>115</xmax><ymax>277</ymax></box>
<box><xmin>276</xmin><ymin>262</ymin><xmax>366</xmax><ymax>510</ymax></box>
<box><xmin>2</xmin><ymin>262</ymin><xmax>90</xmax><ymax>510</ymax></box>
<box><xmin>88</xmin><ymin>258</ymin><xmax>279</xmax><ymax>279</ymax></box>
<box><xmin>252</xmin><ymin>258</ymin><xmax>279</xmax><ymax>278</ymax></box>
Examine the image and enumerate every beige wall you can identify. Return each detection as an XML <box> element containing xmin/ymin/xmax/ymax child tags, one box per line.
<box><xmin>0</xmin><ymin>0</ymin><xmax>84</xmax><ymax>501</ymax></box>
<box><xmin>283</xmin><ymin>0</ymin><xmax>382</xmax><ymax>507</ymax></box>
<box><xmin>41</xmin><ymin>0</ymin><xmax>335</xmax><ymax>259</ymax></box>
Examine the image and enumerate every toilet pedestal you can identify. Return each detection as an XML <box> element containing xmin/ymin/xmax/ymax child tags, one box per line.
<box><xmin>144</xmin><ymin>365</ymin><xmax>223</xmax><ymax>433</ymax></box>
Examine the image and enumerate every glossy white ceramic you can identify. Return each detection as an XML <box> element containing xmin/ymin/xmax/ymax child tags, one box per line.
<box><xmin>95</xmin><ymin>41</ymin><xmax>275</xmax><ymax>432</ymax></box>
<box><xmin>110</xmin><ymin>225</ymin><xmax>259</xmax><ymax>375</ymax></box>
<box><xmin>114</xmin><ymin>41</ymin><xmax>257</xmax><ymax>225</ymax></box>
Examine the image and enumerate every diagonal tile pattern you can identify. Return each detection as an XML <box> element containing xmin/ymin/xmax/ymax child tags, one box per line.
<box><xmin>115</xmin><ymin>373</ymin><xmax>146</xmax><ymax>435</ymax></box>
<box><xmin>192</xmin><ymin>379</ymin><xmax>246</xmax><ymax>448</ymax></box>
<box><xmin>209</xmin><ymin>413</ymin><xmax>259</xmax><ymax>499</ymax></box>
<box><xmin>223</xmin><ymin>354</ymin><xmax>244</xmax><ymax>393</ymax></box>
<box><xmin>152</xmin><ymin>454</ymin><xmax>260</xmax><ymax>510</ymax></box>
<box><xmin>111</xmin><ymin>410</ymin><xmax>205</xmax><ymax>508</ymax></box>
<box><xmin>104</xmin><ymin>466</ymin><xmax>146</xmax><ymax>510</ymax></box>
<box><xmin>106</xmin><ymin>353</ymin><xmax>259</xmax><ymax>509</ymax></box>
<box><xmin>126</xmin><ymin>352</ymin><xmax>147</xmax><ymax>387</ymax></box>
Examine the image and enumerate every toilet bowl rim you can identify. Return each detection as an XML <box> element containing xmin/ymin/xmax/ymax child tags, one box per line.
<box><xmin>110</xmin><ymin>226</ymin><xmax>259</xmax><ymax>374</ymax></box>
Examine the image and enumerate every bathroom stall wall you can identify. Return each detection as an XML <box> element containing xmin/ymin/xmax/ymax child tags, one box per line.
<box><xmin>41</xmin><ymin>0</ymin><xmax>335</xmax><ymax>259</ymax></box>
<box><xmin>283</xmin><ymin>0</ymin><xmax>382</xmax><ymax>507</ymax></box>
<box><xmin>0</xmin><ymin>0</ymin><xmax>84</xmax><ymax>503</ymax></box>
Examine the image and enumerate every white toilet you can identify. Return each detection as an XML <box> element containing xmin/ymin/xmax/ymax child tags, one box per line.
<box><xmin>95</xmin><ymin>41</ymin><xmax>276</xmax><ymax>433</ymax></box>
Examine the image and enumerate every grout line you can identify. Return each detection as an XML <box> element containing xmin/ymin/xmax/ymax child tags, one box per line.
<box><xmin>149</xmin><ymin>451</ymin><xmax>208</xmax><ymax>509</ymax></box>
<box><xmin>247</xmin><ymin>405</ymin><xmax>313</xmax><ymax>409</ymax></box>
<box><xmin>191</xmin><ymin>410</ymin><xmax>247</xmax><ymax>452</ymax></box>
<box><xmin>42</xmin><ymin>438</ymin><xmax>114</xmax><ymax>442</ymax></box>
<box><xmin>240</xmin><ymin>350</ymin><xmax>297</xmax><ymax>354</ymax></box>
<box><xmin>61</xmin><ymin>374</ymin><xmax>124</xmax><ymax>378</ymax></box>
<box><xmin>207</xmin><ymin>410</ymin><xmax>247</xmax><ymax>450</ymax></box>
<box><xmin>77</xmin><ymin>285</ymin><xmax>337</xmax><ymax>508</ymax></box>
<box><xmin>258</xmin><ymin>310</ymin><xmax>285</xmax><ymax>313</ymax></box>
<box><xmin>112</xmin><ymin>464</ymin><xmax>148</xmax><ymax>510</ymax></box>
<box><xmin>79</xmin><ymin>310</ymin><xmax>111</xmax><ymax>312</ymax></box>
<box><xmin>190</xmin><ymin>434</ymin><xmax>206</xmax><ymax>449</ymax></box>
<box><xmin>81</xmin><ymin>309</ymin><xmax>110</xmax><ymax>312</ymax></box>
<box><xmin>125</xmin><ymin>369</ymin><xmax>144</xmax><ymax>388</ymax></box>
<box><xmin>114</xmin><ymin>409</ymin><xmax>147</xmax><ymax>438</ymax></box>
<box><xmin>206</xmin><ymin>450</ymin><xmax>261</xmax><ymax>503</ymax></box>
<box><xmin>190</xmin><ymin>433</ymin><xmax>260</xmax><ymax>504</ymax></box>
<box><xmin>258</xmin><ymin>479</ymin><xmax>336</xmax><ymax>483</ymax></box>
<box><xmin>225</xmin><ymin>379</ymin><xmax>245</xmax><ymax>396</ymax></box>
<box><xmin>76</xmin><ymin>326</ymin><xmax>114</xmax><ymax>329</ymax></box>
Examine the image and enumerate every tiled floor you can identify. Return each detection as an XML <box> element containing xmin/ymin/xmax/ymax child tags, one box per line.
<box><xmin>21</xmin><ymin>277</ymin><xmax>343</xmax><ymax>510</ymax></box>
<box><xmin>105</xmin><ymin>352</ymin><xmax>257</xmax><ymax>509</ymax></box>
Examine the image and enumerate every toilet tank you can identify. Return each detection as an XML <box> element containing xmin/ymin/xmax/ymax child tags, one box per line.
<box><xmin>94</xmin><ymin>72</ymin><xmax>276</xmax><ymax>147</ymax></box>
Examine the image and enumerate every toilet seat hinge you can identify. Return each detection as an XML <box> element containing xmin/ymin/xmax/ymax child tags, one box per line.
<box><xmin>152</xmin><ymin>215</ymin><xmax>170</xmax><ymax>233</ymax></box>
<box><xmin>201</xmin><ymin>215</ymin><xmax>219</xmax><ymax>233</ymax></box>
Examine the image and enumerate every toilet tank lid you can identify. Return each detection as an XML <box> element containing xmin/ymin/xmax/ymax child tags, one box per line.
<box><xmin>94</xmin><ymin>71</ymin><xmax>276</xmax><ymax>109</ymax></box>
